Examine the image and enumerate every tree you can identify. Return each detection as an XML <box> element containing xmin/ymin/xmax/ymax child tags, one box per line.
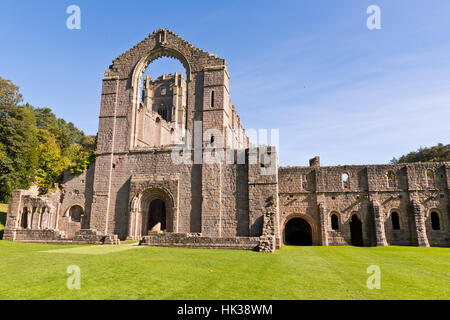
<box><xmin>35</xmin><ymin>129</ymin><xmax>70</xmax><ymax>195</ymax></box>
<box><xmin>0</xmin><ymin>78</ymin><xmax>39</xmax><ymax>202</ymax></box>
<box><xmin>391</xmin><ymin>143</ymin><xmax>449</xmax><ymax>164</ymax></box>
<box><xmin>0</xmin><ymin>77</ymin><xmax>98</xmax><ymax>200</ymax></box>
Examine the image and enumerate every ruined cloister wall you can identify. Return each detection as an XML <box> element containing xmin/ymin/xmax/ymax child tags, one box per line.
<box><xmin>278</xmin><ymin>162</ymin><xmax>450</xmax><ymax>247</ymax></box>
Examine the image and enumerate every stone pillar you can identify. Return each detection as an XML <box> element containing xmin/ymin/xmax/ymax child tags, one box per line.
<box><xmin>38</xmin><ymin>211</ymin><xmax>42</xmax><ymax>230</ymax></box>
<box><xmin>318</xmin><ymin>203</ymin><xmax>329</xmax><ymax>246</ymax></box>
<box><xmin>127</xmin><ymin>210</ymin><xmax>135</xmax><ymax>240</ymax></box>
<box><xmin>411</xmin><ymin>199</ymin><xmax>430</xmax><ymax>247</ymax></box>
<box><xmin>371</xmin><ymin>200</ymin><xmax>387</xmax><ymax>246</ymax></box>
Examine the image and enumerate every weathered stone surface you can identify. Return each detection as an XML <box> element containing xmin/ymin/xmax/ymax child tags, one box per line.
<box><xmin>4</xmin><ymin>30</ymin><xmax>449</xmax><ymax>251</ymax></box>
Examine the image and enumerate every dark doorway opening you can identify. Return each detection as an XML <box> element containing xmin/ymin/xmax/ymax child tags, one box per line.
<box><xmin>431</xmin><ymin>211</ymin><xmax>440</xmax><ymax>230</ymax></box>
<box><xmin>350</xmin><ymin>214</ymin><xmax>363</xmax><ymax>246</ymax></box>
<box><xmin>148</xmin><ymin>199</ymin><xmax>166</xmax><ymax>232</ymax></box>
<box><xmin>285</xmin><ymin>218</ymin><xmax>312</xmax><ymax>246</ymax></box>
<box><xmin>21</xmin><ymin>208</ymin><xmax>28</xmax><ymax>229</ymax></box>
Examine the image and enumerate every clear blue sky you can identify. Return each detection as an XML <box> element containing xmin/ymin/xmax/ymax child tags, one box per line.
<box><xmin>1</xmin><ymin>0</ymin><xmax>449</xmax><ymax>166</ymax></box>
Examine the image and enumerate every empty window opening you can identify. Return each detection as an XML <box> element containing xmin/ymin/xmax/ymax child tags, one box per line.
<box><xmin>342</xmin><ymin>173</ymin><xmax>349</xmax><ymax>189</ymax></box>
<box><xmin>431</xmin><ymin>211</ymin><xmax>440</xmax><ymax>231</ymax></box>
<box><xmin>331</xmin><ymin>214</ymin><xmax>339</xmax><ymax>230</ymax></box>
<box><xmin>391</xmin><ymin>211</ymin><xmax>400</xmax><ymax>230</ymax></box>
<box><xmin>260</xmin><ymin>153</ymin><xmax>270</xmax><ymax>168</ymax></box>
<box><xmin>68</xmin><ymin>205</ymin><xmax>84</xmax><ymax>223</ymax></box>
<box><xmin>211</xmin><ymin>91</ymin><xmax>215</xmax><ymax>108</ymax></box>
<box><xmin>387</xmin><ymin>171</ymin><xmax>395</xmax><ymax>188</ymax></box>
<box><xmin>427</xmin><ymin>170</ymin><xmax>435</xmax><ymax>187</ymax></box>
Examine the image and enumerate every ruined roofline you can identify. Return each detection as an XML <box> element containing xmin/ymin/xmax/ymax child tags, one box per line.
<box><xmin>279</xmin><ymin>161</ymin><xmax>450</xmax><ymax>170</ymax></box>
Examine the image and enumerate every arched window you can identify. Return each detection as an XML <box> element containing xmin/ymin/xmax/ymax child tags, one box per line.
<box><xmin>387</xmin><ymin>171</ymin><xmax>395</xmax><ymax>188</ymax></box>
<box><xmin>431</xmin><ymin>211</ymin><xmax>440</xmax><ymax>230</ymax></box>
<box><xmin>342</xmin><ymin>173</ymin><xmax>349</xmax><ymax>189</ymax></box>
<box><xmin>68</xmin><ymin>205</ymin><xmax>84</xmax><ymax>223</ymax></box>
<box><xmin>331</xmin><ymin>214</ymin><xmax>339</xmax><ymax>230</ymax></box>
<box><xmin>391</xmin><ymin>211</ymin><xmax>400</xmax><ymax>230</ymax></box>
<box><xmin>427</xmin><ymin>170</ymin><xmax>435</xmax><ymax>188</ymax></box>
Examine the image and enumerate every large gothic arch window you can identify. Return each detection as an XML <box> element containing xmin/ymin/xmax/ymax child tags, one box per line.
<box><xmin>135</xmin><ymin>55</ymin><xmax>188</xmax><ymax>148</ymax></box>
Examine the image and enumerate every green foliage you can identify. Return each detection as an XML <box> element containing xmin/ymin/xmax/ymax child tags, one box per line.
<box><xmin>387</xmin><ymin>171</ymin><xmax>395</xmax><ymax>180</ymax></box>
<box><xmin>35</xmin><ymin>129</ymin><xmax>70</xmax><ymax>194</ymax></box>
<box><xmin>69</xmin><ymin>151</ymin><xmax>98</xmax><ymax>174</ymax></box>
<box><xmin>0</xmin><ymin>78</ymin><xmax>39</xmax><ymax>202</ymax></box>
<box><xmin>391</xmin><ymin>143</ymin><xmax>449</xmax><ymax>164</ymax></box>
<box><xmin>0</xmin><ymin>78</ymin><xmax>22</xmax><ymax>106</ymax></box>
<box><xmin>0</xmin><ymin>77</ymin><xmax>97</xmax><ymax>200</ymax></box>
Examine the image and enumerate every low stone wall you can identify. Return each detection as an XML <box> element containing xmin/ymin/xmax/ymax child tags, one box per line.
<box><xmin>4</xmin><ymin>228</ymin><xmax>120</xmax><ymax>245</ymax></box>
<box><xmin>9</xmin><ymin>229</ymin><xmax>64</xmax><ymax>241</ymax></box>
<box><xmin>140</xmin><ymin>233</ymin><xmax>260</xmax><ymax>250</ymax></box>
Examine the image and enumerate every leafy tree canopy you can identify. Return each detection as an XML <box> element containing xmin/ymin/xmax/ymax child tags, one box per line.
<box><xmin>391</xmin><ymin>143</ymin><xmax>449</xmax><ymax>164</ymax></box>
<box><xmin>0</xmin><ymin>77</ymin><xmax>97</xmax><ymax>201</ymax></box>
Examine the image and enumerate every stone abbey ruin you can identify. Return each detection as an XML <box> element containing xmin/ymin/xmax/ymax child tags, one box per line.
<box><xmin>4</xmin><ymin>29</ymin><xmax>449</xmax><ymax>252</ymax></box>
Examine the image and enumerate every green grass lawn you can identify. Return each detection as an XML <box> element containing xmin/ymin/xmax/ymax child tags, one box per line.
<box><xmin>0</xmin><ymin>240</ymin><xmax>448</xmax><ymax>300</ymax></box>
<box><xmin>0</xmin><ymin>203</ymin><xmax>7</xmax><ymax>240</ymax></box>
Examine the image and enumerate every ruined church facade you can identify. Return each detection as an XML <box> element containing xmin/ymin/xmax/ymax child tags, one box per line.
<box><xmin>4</xmin><ymin>30</ymin><xmax>450</xmax><ymax>251</ymax></box>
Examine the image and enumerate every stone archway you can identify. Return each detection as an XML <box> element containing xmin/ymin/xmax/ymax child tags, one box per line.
<box><xmin>284</xmin><ymin>217</ymin><xmax>313</xmax><ymax>246</ymax></box>
<box><xmin>128</xmin><ymin>186</ymin><xmax>175</xmax><ymax>239</ymax></box>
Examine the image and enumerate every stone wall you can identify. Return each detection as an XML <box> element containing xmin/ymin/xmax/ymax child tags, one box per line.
<box><xmin>3</xmin><ymin>29</ymin><xmax>449</xmax><ymax>251</ymax></box>
<box><xmin>141</xmin><ymin>233</ymin><xmax>259</xmax><ymax>250</ymax></box>
<box><xmin>278</xmin><ymin>159</ymin><xmax>450</xmax><ymax>247</ymax></box>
